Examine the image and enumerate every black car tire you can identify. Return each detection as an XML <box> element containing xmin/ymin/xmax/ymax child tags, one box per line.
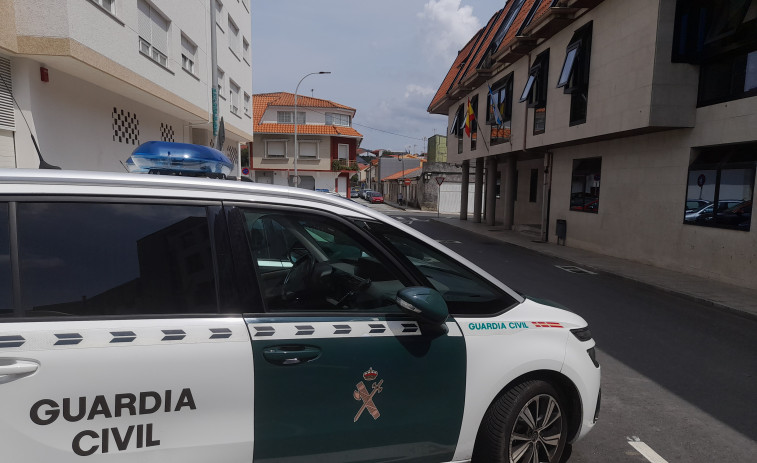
<box><xmin>473</xmin><ymin>380</ymin><xmax>567</xmax><ymax>463</ymax></box>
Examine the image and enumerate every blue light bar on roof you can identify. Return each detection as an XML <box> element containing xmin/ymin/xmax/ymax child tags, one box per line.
<box><xmin>126</xmin><ymin>141</ymin><xmax>234</xmax><ymax>178</ymax></box>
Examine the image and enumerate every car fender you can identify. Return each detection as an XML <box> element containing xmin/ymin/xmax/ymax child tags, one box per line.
<box><xmin>450</xmin><ymin>317</ymin><xmax>569</xmax><ymax>461</ymax></box>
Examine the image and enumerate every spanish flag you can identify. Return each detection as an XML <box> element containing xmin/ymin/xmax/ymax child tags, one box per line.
<box><xmin>464</xmin><ymin>98</ymin><xmax>475</xmax><ymax>137</ymax></box>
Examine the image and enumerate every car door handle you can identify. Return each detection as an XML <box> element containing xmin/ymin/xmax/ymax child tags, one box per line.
<box><xmin>263</xmin><ymin>345</ymin><xmax>321</xmax><ymax>366</ymax></box>
<box><xmin>0</xmin><ymin>360</ymin><xmax>39</xmax><ymax>377</ymax></box>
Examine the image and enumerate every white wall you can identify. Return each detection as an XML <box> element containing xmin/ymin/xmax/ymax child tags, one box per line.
<box><xmin>13</xmin><ymin>58</ymin><xmax>188</xmax><ymax>171</ymax></box>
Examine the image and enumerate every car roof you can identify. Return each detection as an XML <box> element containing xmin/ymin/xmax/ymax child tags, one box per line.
<box><xmin>0</xmin><ymin>169</ymin><xmax>378</xmax><ymax>219</ymax></box>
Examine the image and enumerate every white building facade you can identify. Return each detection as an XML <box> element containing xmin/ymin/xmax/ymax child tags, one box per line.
<box><xmin>0</xmin><ymin>0</ymin><xmax>253</xmax><ymax>171</ymax></box>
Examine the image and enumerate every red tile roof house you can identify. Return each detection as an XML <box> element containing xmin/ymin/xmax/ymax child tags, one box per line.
<box><xmin>250</xmin><ymin>92</ymin><xmax>363</xmax><ymax>195</ymax></box>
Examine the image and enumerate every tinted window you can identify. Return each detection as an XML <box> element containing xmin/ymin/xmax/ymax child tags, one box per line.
<box><xmin>0</xmin><ymin>203</ymin><xmax>11</xmax><ymax>315</ymax></box>
<box><xmin>242</xmin><ymin>210</ymin><xmax>407</xmax><ymax>313</ymax></box>
<box><xmin>17</xmin><ymin>202</ymin><xmax>218</xmax><ymax>316</ymax></box>
<box><xmin>360</xmin><ymin>221</ymin><xmax>518</xmax><ymax>315</ymax></box>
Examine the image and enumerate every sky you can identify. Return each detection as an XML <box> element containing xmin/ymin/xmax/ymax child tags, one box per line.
<box><xmin>251</xmin><ymin>0</ymin><xmax>503</xmax><ymax>153</ymax></box>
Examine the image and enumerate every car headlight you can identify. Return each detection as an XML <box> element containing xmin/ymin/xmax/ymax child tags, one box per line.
<box><xmin>570</xmin><ymin>326</ymin><xmax>592</xmax><ymax>342</ymax></box>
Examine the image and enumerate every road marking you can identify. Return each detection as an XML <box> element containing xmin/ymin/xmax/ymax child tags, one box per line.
<box><xmin>555</xmin><ymin>265</ymin><xmax>596</xmax><ymax>274</ymax></box>
<box><xmin>627</xmin><ymin>436</ymin><xmax>668</xmax><ymax>463</ymax></box>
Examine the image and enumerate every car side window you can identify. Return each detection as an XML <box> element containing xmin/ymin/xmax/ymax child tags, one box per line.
<box><xmin>241</xmin><ymin>209</ymin><xmax>407</xmax><ymax>313</ymax></box>
<box><xmin>16</xmin><ymin>202</ymin><xmax>219</xmax><ymax>317</ymax></box>
<box><xmin>0</xmin><ymin>203</ymin><xmax>12</xmax><ymax>316</ymax></box>
<box><xmin>359</xmin><ymin>221</ymin><xmax>518</xmax><ymax>315</ymax></box>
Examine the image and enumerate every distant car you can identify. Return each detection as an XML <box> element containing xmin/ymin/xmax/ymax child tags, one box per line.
<box><xmin>366</xmin><ymin>191</ymin><xmax>384</xmax><ymax>204</ymax></box>
<box><xmin>694</xmin><ymin>200</ymin><xmax>752</xmax><ymax>230</ymax></box>
<box><xmin>686</xmin><ymin>200</ymin><xmax>743</xmax><ymax>223</ymax></box>
<box><xmin>350</xmin><ymin>188</ymin><xmax>359</xmax><ymax>198</ymax></box>
<box><xmin>685</xmin><ymin>199</ymin><xmax>712</xmax><ymax>212</ymax></box>
<box><xmin>360</xmin><ymin>189</ymin><xmax>374</xmax><ymax>199</ymax></box>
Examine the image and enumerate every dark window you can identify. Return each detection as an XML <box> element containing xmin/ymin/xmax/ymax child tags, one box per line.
<box><xmin>470</xmin><ymin>95</ymin><xmax>478</xmax><ymax>151</ymax></box>
<box><xmin>520</xmin><ymin>50</ymin><xmax>549</xmax><ymax>134</ymax></box>
<box><xmin>241</xmin><ymin>210</ymin><xmax>408</xmax><ymax>313</ymax></box>
<box><xmin>529</xmin><ymin>168</ymin><xmax>539</xmax><ymax>202</ymax></box>
<box><xmin>570</xmin><ymin>158</ymin><xmax>601</xmax><ymax>213</ymax></box>
<box><xmin>495</xmin><ymin>171</ymin><xmax>502</xmax><ymax>199</ymax></box>
<box><xmin>672</xmin><ymin>0</ymin><xmax>757</xmax><ymax>105</ymax></box>
<box><xmin>0</xmin><ymin>204</ymin><xmax>11</xmax><ymax>316</ymax></box>
<box><xmin>558</xmin><ymin>22</ymin><xmax>592</xmax><ymax>125</ymax></box>
<box><xmin>488</xmin><ymin>73</ymin><xmax>513</xmax><ymax>145</ymax></box>
<box><xmin>360</xmin><ymin>222</ymin><xmax>518</xmax><ymax>316</ymax></box>
<box><xmin>684</xmin><ymin>143</ymin><xmax>756</xmax><ymax>230</ymax></box>
<box><xmin>17</xmin><ymin>203</ymin><xmax>218</xmax><ymax>316</ymax></box>
<box><xmin>451</xmin><ymin>104</ymin><xmax>465</xmax><ymax>154</ymax></box>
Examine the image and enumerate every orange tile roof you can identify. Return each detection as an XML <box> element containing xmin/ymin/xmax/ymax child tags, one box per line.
<box><xmin>427</xmin><ymin>30</ymin><xmax>483</xmax><ymax>112</ymax></box>
<box><xmin>382</xmin><ymin>165</ymin><xmax>423</xmax><ymax>181</ymax></box>
<box><xmin>253</xmin><ymin>92</ymin><xmax>362</xmax><ymax>139</ymax></box>
<box><xmin>428</xmin><ymin>0</ymin><xmax>545</xmax><ymax>114</ymax></box>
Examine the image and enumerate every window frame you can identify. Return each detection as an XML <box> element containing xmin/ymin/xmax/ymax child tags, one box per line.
<box><xmin>684</xmin><ymin>143</ymin><xmax>756</xmax><ymax>231</ymax></box>
<box><xmin>229</xmin><ymin>204</ymin><xmax>419</xmax><ymax>316</ymax></box>
<box><xmin>0</xmin><ymin>196</ymin><xmax>241</xmax><ymax>320</ymax></box>
<box><xmin>325</xmin><ymin>113</ymin><xmax>351</xmax><ymax>127</ymax></box>
<box><xmin>558</xmin><ymin>22</ymin><xmax>593</xmax><ymax>126</ymax></box>
<box><xmin>180</xmin><ymin>33</ymin><xmax>197</xmax><ymax>76</ymax></box>
<box><xmin>229</xmin><ymin>80</ymin><xmax>240</xmax><ymax>116</ymax></box>
<box><xmin>569</xmin><ymin>157</ymin><xmax>602</xmax><ymax>214</ymax></box>
<box><xmin>520</xmin><ymin>50</ymin><xmax>549</xmax><ymax>135</ymax></box>
<box><xmin>264</xmin><ymin>139</ymin><xmax>288</xmax><ymax>158</ymax></box>
<box><xmin>137</xmin><ymin>0</ymin><xmax>170</xmax><ymax>69</ymax></box>
<box><xmin>488</xmin><ymin>73</ymin><xmax>513</xmax><ymax>145</ymax></box>
<box><xmin>297</xmin><ymin>140</ymin><xmax>320</xmax><ymax>159</ymax></box>
<box><xmin>277</xmin><ymin>111</ymin><xmax>305</xmax><ymax>125</ymax></box>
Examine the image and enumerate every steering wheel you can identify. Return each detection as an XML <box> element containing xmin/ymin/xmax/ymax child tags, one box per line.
<box><xmin>281</xmin><ymin>251</ymin><xmax>315</xmax><ymax>302</ymax></box>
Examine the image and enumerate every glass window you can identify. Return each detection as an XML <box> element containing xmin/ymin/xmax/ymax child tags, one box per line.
<box><xmin>277</xmin><ymin>111</ymin><xmax>305</xmax><ymax>124</ymax></box>
<box><xmin>559</xmin><ymin>22</ymin><xmax>592</xmax><ymax>126</ymax></box>
<box><xmin>684</xmin><ymin>143</ymin><xmax>756</xmax><ymax>230</ymax></box>
<box><xmin>570</xmin><ymin>157</ymin><xmax>601</xmax><ymax>213</ymax></box>
<box><xmin>488</xmin><ymin>74</ymin><xmax>513</xmax><ymax>145</ymax></box>
<box><xmin>0</xmin><ymin>204</ymin><xmax>11</xmax><ymax>316</ymax></box>
<box><xmin>241</xmin><ymin>210</ymin><xmax>408</xmax><ymax>313</ymax></box>
<box><xmin>137</xmin><ymin>0</ymin><xmax>169</xmax><ymax>68</ymax></box>
<box><xmin>325</xmin><ymin>113</ymin><xmax>351</xmax><ymax>126</ymax></box>
<box><xmin>359</xmin><ymin>221</ymin><xmax>518</xmax><ymax>316</ymax></box>
<box><xmin>520</xmin><ymin>50</ymin><xmax>549</xmax><ymax>135</ymax></box>
<box><xmin>17</xmin><ymin>203</ymin><xmax>218</xmax><ymax>316</ymax></box>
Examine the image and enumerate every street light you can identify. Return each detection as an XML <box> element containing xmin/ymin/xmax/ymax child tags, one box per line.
<box><xmin>294</xmin><ymin>71</ymin><xmax>330</xmax><ymax>188</ymax></box>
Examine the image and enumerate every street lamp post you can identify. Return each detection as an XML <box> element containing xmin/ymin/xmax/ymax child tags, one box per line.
<box><xmin>294</xmin><ymin>71</ymin><xmax>330</xmax><ymax>188</ymax></box>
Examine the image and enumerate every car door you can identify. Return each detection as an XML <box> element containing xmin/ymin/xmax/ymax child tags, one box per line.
<box><xmin>230</xmin><ymin>205</ymin><xmax>466</xmax><ymax>463</ymax></box>
<box><xmin>0</xmin><ymin>200</ymin><xmax>255</xmax><ymax>462</ymax></box>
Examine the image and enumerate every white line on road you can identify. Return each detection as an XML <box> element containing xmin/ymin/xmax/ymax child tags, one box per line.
<box><xmin>627</xmin><ymin>436</ymin><xmax>669</xmax><ymax>463</ymax></box>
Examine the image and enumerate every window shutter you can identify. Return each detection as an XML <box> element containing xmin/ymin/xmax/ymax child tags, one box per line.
<box><xmin>0</xmin><ymin>57</ymin><xmax>14</xmax><ymax>130</ymax></box>
<box><xmin>137</xmin><ymin>0</ymin><xmax>152</xmax><ymax>41</ymax></box>
<box><xmin>151</xmin><ymin>9</ymin><xmax>169</xmax><ymax>55</ymax></box>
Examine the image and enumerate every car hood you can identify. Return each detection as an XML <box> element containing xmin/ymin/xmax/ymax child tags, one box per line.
<box><xmin>505</xmin><ymin>297</ymin><xmax>588</xmax><ymax>328</ymax></box>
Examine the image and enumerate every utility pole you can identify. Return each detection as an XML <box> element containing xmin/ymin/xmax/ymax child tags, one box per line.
<box><xmin>210</xmin><ymin>0</ymin><xmax>219</xmax><ymax>145</ymax></box>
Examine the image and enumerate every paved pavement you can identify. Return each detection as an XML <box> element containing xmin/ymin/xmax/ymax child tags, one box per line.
<box><xmin>381</xmin><ymin>201</ymin><xmax>757</xmax><ymax>321</ymax></box>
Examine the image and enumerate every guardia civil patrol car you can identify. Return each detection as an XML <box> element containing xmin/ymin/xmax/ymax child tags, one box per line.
<box><xmin>0</xmin><ymin>169</ymin><xmax>600</xmax><ymax>463</ymax></box>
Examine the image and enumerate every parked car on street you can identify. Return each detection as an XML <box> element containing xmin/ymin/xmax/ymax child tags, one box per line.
<box><xmin>0</xmin><ymin>169</ymin><xmax>600</xmax><ymax>463</ymax></box>
<box><xmin>359</xmin><ymin>188</ymin><xmax>374</xmax><ymax>199</ymax></box>
<box><xmin>366</xmin><ymin>191</ymin><xmax>384</xmax><ymax>204</ymax></box>
<box><xmin>350</xmin><ymin>188</ymin><xmax>359</xmax><ymax>198</ymax></box>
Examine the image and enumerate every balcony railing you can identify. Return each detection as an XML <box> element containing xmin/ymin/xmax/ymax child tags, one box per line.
<box><xmin>331</xmin><ymin>159</ymin><xmax>358</xmax><ymax>171</ymax></box>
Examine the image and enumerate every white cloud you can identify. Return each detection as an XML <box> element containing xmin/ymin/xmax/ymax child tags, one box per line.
<box><xmin>405</xmin><ymin>84</ymin><xmax>436</xmax><ymax>99</ymax></box>
<box><xmin>418</xmin><ymin>0</ymin><xmax>482</xmax><ymax>63</ymax></box>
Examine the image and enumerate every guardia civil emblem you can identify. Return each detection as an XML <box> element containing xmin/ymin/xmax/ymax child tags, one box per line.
<box><xmin>353</xmin><ymin>367</ymin><xmax>383</xmax><ymax>422</ymax></box>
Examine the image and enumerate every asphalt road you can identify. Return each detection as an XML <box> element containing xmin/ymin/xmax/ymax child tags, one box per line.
<box><xmin>382</xmin><ymin>210</ymin><xmax>757</xmax><ymax>463</ymax></box>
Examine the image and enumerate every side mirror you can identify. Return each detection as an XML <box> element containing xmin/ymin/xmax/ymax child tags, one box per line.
<box><xmin>395</xmin><ymin>287</ymin><xmax>449</xmax><ymax>325</ymax></box>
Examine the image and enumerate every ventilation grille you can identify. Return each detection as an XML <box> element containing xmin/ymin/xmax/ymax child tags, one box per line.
<box><xmin>226</xmin><ymin>145</ymin><xmax>237</xmax><ymax>164</ymax></box>
<box><xmin>112</xmin><ymin>108</ymin><xmax>139</xmax><ymax>145</ymax></box>
<box><xmin>0</xmin><ymin>57</ymin><xmax>15</xmax><ymax>131</ymax></box>
<box><xmin>160</xmin><ymin>122</ymin><xmax>174</xmax><ymax>142</ymax></box>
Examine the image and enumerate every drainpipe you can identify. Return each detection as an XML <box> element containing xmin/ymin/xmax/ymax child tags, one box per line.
<box><xmin>540</xmin><ymin>151</ymin><xmax>553</xmax><ymax>242</ymax></box>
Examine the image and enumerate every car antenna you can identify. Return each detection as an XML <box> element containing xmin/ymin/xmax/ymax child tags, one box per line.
<box><xmin>0</xmin><ymin>72</ymin><xmax>61</xmax><ymax>169</ymax></box>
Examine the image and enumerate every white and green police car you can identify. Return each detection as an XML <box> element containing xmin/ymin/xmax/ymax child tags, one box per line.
<box><xmin>0</xmin><ymin>169</ymin><xmax>600</xmax><ymax>462</ymax></box>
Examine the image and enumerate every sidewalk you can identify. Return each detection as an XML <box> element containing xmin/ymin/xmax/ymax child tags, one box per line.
<box><xmin>431</xmin><ymin>216</ymin><xmax>757</xmax><ymax>321</ymax></box>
